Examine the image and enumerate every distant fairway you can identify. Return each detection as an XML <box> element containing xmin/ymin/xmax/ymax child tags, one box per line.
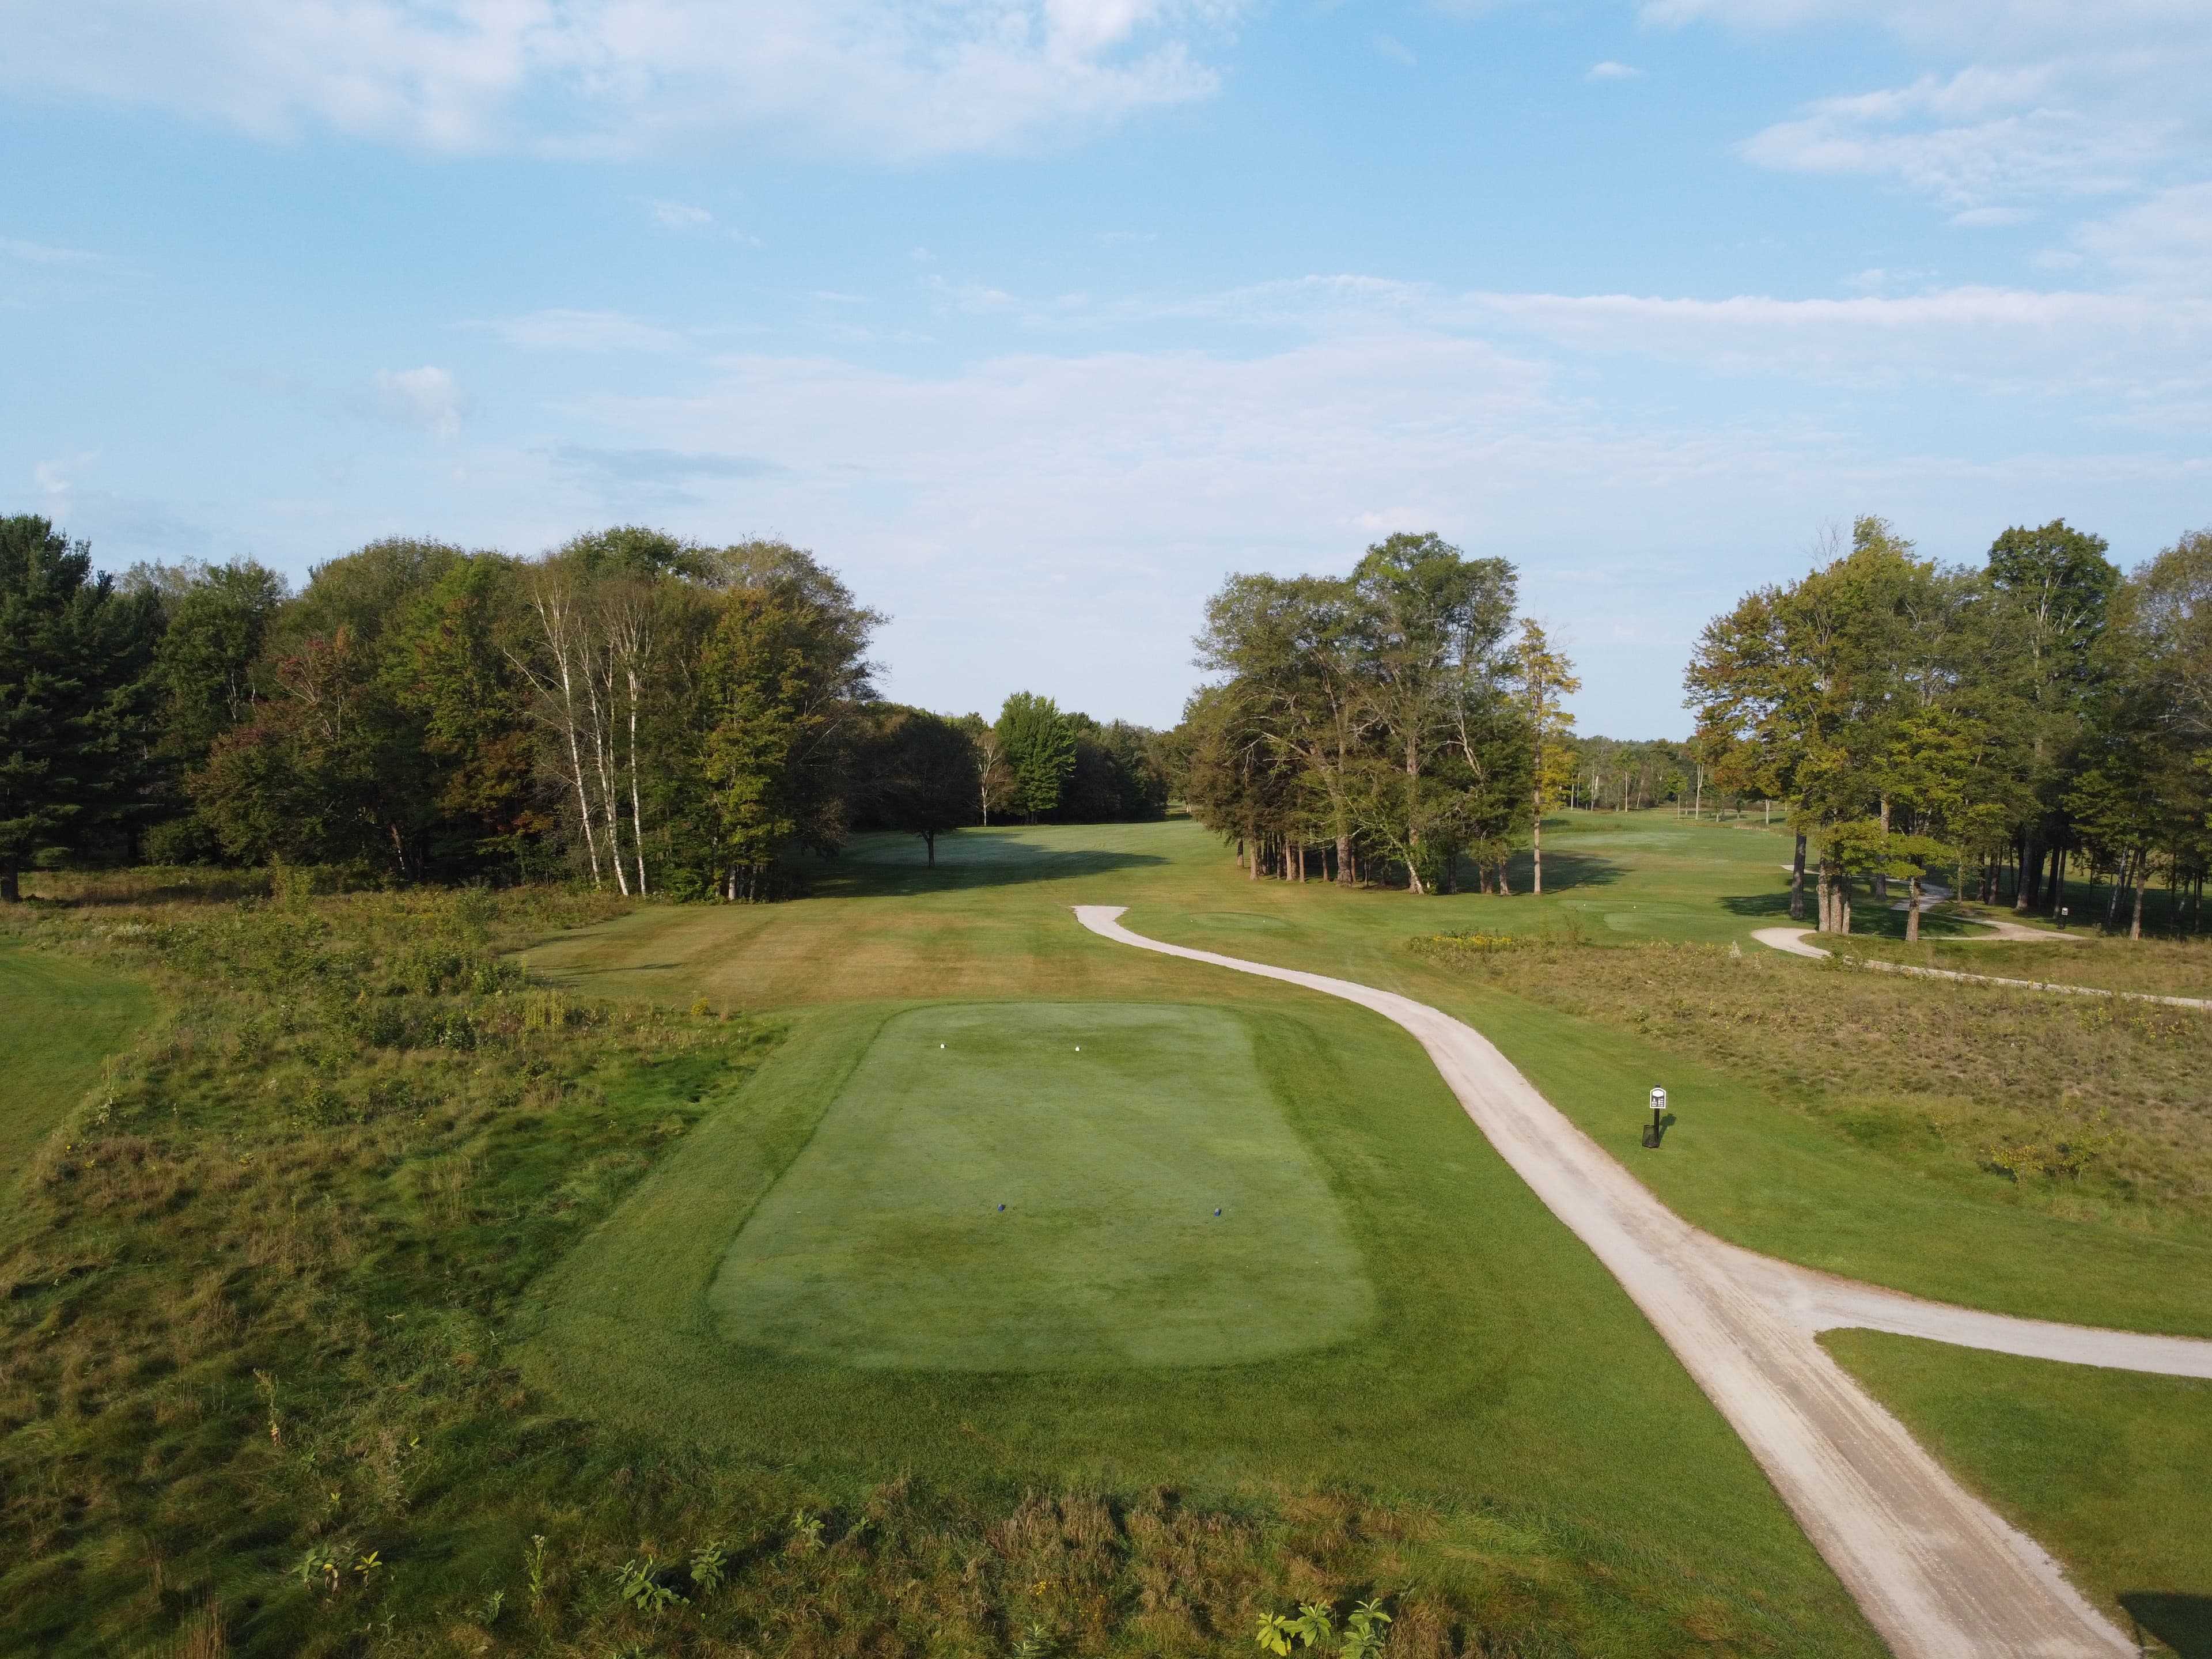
<box><xmin>712</xmin><ymin>1002</ymin><xmax>1370</xmax><ymax>1369</ymax></box>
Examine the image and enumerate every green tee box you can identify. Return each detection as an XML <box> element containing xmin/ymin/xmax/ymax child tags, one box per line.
<box><xmin>711</xmin><ymin>1001</ymin><xmax>1372</xmax><ymax>1369</ymax></box>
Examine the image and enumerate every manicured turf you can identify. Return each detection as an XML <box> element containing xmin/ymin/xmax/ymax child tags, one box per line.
<box><xmin>521</xmin><ymin>810</ymin><xmax>2210</xmax><ymax>1640</ymax></box>
<box><xmin>0</xmin><ymin>940</ymin><xmax>150</xmax><ymax>1181</ymax></box>
<box><xmin>528</xmin><ymin>812</ymin><xmax>2212</xmax><ymax>1335</ymax></box>
<box><xmin>522</xmin><ymin>990</ymin><xmax>1884</xmax><ymax>1653</ymax></box>
<box><xmin>712</xmin><ymin>1001</ymin><xmax>1371</xmax><ymax>1369</ymax></box>
<box><xmin>1823</xmin><ymin>1330</ymin><xmax>2212</xmax><ymax>1654</ymax></box>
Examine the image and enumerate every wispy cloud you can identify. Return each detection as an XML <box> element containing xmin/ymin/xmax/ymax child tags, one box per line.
<box><xmin>479</xmin><ymin>309</ymin><xmax>685</xmax><ymax>353</ymax></box>
<box><xmin>650</xmin><ymin>199</ymin><xmax>714</xmax><ymax>229</ymax></box>
<box><xmin>1</xmin><ymin>237</ymin><xmax>100</xmax><ymax>264</ymax></box>
<box><xmin>1586</xmin><ymin>61</ymin><xmax>1642</xmax><ymax>81</ymax></box>
<box><xmin>0</xmin><ymin>0</ymin><xmax>1240</xmax><ymax>161</ymax></box>
<box><xmin>365</xmin><ymin>366</ymin><xmax>472</xmax><ymax>439</ymax></box>
<box><xmin>550</xmin><ymin>445</ymin><xmax>782</xmax><ymax>499</ymax></box>
<box><xmin>1643</xmin><ymin>2</ymin><xmax>2212</xmax><ymax>217</ymax></box>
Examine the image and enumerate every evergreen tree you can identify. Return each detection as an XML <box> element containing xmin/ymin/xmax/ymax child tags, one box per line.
<box><xmin>0</xmin><ymin>516</ymin><xmax>162</xmax><ymax>899</ymax></box>
<box><xmin>995</xmin><ymin>692</ymin><xmax>1077</xmax><ymax>821</ymax></box>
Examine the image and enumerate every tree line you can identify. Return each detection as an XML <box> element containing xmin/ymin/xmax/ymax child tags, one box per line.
<box><xmin>0</xmin><ymin>516</ymin><xmax>1165</xmax><ymax>899</ymax></box>
<box><xmin>1174</xmin><ymin>532</ymin><xmax>1580</xmax><ymax>895</ymax></box>
<box><xmin>1688</xmin><ymin>517</ymin><xmax>2212</xmax><ymax>938</ymax></box>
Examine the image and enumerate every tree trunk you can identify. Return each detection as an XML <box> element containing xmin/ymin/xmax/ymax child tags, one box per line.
<box><xmin>0</xmin><ymin>853</ymin><xmax>17</xmax><ymax>903</ymax></box>
<box><xmin>1906</xmin><ymin>875</ymin><xmax>1921</xmax><ymax>943</ymax></box>
<box><xmin>1816</xmin><ymin>861</ymin><xmax>1832</xmax><ymax>933</ymax></box>
<box><xmin>2130</xmin><ymin>859</ymin><xmax>2149</xmax><ymax>940</ymax></box>
<box><xmin>2048</xmin><ymin>845</ymin><xmax>2065</xmax><ymax>917</ymax></box>
<box><xmin>1337</xmin><ymin>832</ymin><xmax>1354</xmax><ymax>887</ymax></box>
<box><xmin>1790</xmin><ymin>834</ymin><xmax>1806</xmax><ymax>921</ymax></box>
<box><xmin>924</xmin><ymin>830</ymin><xmax>937</xmax><ymax>869</ymax></box>
<box><xmin>1532</xmin><ymin>786</ymin><xmax>1544</xmax><ymax>895</ymax></box>
<box><xmin>2016</xmin><ymin>837</ymin><xmax>2038</xmax><ymax>912</ymax></box>
<box><xmin>1839</xmin><ymin>876</ymin><xmax>1852</xmax><ymax>934</ymax></box>
<box><xmin>1874</xmin><ymin>798</ymin><xmax>1890</xmax><ymax>899</ymax></box>
<box><xmin>625</xmin><ymin>666</ymin><xmax>649</xmax><ymax>897</ymax></box>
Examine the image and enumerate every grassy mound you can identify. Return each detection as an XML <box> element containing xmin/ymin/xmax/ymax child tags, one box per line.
<box><xmin>713</xmin><ymin>1002</ymin><xmax>1370</xmax><ymax>1369</ymax></box>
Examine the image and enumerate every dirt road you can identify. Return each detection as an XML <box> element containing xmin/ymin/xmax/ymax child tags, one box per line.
<box><xmin>1075</xmin><ymin>906</ymin><xmax>2212</xmax><ymax>1659</ymax></box>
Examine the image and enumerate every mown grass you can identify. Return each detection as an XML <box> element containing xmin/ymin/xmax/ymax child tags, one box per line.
<box><xmin>0</xmin><ymin>938</ymin><xmax>151</xmax><ymax>1178</ymax></box>
<box><xmin>1822</xmin><ymin>1331</ymin><xmax>2212</xmax><ymax>1657</ymax></box>
<box><xmin>1</xmin><ymin>869</ymin><xmax>1884</xmax><ymax>1658</ymax></box>
<box><xmin>12</xmin><ymin>808</ymin><xmax>2206</xmax><ymax>1655</ymax></box>
<box><xmin>524</xmin><ymin>988</ymin><xmax>1880</xmax><ymax>1656</ymax></box>
<box><xmin>710</xmin><ymin>1001</ymin><xmax>1373</xmax><ymax>1369</ymax></box>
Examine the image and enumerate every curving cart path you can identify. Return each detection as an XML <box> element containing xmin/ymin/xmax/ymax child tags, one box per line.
<box><xmin>1075</xmin><ymin>906</ymin><xmax>2212</xmax><ymax>1659</ymax></box>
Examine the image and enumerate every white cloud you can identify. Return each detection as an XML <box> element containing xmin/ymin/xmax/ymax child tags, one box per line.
<box><xmin>1586</xmin><ymin>60</ymin><xmax>1642</xmax><ymax>81</ymax></box>
<box><xmin>512</xmin><ymin>290</ymin><xmax>2207</xmax><ymax>733</ymax></box>
<box><xmin>1645</xmin><ymin>3</ymin><xmax>2212</xmax><ymax>216</ymax></box>
<box><xmin>482</xmin><ymin>308</ymin><xmax>685</xmax><ymax>351</ymax></box>
<box><xmin>35</xmin><ymin>450</ymin><xmax>99</xmax><ymax>498</ymax></box>
<box><xmin>0</xmin><ymin>0</ymin><xmax>1236</xmax><ymax>161</ymax></box>
<box><xmin>1</xmin><ymin>237</ymin><xmax>99</xmax><ymax>264</ymax></box>
<box><xmin>1373</xmin><ymin>34</ymin><xmax>1416</xmax><ymax>67</ymax></box>
<box><xmin>1737</xmin><ymin>67</ymin><xmax>2172</xmax><ymax>209</ymax></box>
<box><xmin>650</xmin><ymin>198</ymin><xmax>714</xmax><ymax>228</ymax></box>
<box><xmin>368</xmin><ymin>366</ymin><xmax>472</xmax><ymax>438</ymax></box>
<box><xmin>2073</xmin><ymin>182</ymin><xmax>2212</xmax><ymax>293</ymax></box>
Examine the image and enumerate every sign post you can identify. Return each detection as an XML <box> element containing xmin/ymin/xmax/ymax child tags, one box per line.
<box><xmin>1642</xmin><ymin>1086</ymin><xmax>1668</xmax><ymax>1149</ymax></box>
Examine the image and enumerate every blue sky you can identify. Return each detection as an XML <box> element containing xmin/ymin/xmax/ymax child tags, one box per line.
<box><xmin>5</xmin><ymin>1</ymin><xmax>2209</xmax><ymax>736</ymax></box>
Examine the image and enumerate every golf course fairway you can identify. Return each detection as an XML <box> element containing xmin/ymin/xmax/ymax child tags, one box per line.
<box><xmin>713</xmin><ymin>1001</ymin><xmax>1371</xmax><ymax>1368</ymax></box>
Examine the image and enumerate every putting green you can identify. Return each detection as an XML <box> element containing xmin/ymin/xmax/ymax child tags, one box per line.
<box><xmin>709</xmin><ymin>1001</ymin><xmax>1373</xmax><ymax>1369</ymax></box>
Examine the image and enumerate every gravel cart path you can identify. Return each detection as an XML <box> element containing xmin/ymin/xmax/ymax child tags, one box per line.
<box><xmin>1077</xmin><ymin>906</ymin><xmax>2212</xmax><ymax>1659</ymax></box>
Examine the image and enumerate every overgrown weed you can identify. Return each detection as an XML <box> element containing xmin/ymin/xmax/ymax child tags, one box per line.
<box><xmin>1419</xmin><ymin>936</ymin><xmax>2212</xmax><ymax>1228</ymax></box>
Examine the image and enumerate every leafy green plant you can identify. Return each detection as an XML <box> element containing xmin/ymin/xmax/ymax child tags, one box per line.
<box><xmin>689</xmin><ymin>1540</ymin><xmax>728</xmax><ymax>1596</ymax></box>
<box><xmin>613</xmin><ymin>1555</ymin><xmax>689</xmax><ymax>1615</ymax></box>
<box><xmin>1341</xmin><ymin>1598</ymin><xmax>1393</xmax><ymax>1659</ymax></box>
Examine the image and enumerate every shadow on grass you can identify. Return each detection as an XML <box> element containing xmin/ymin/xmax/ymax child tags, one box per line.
<box><xmin>1500</xmin><ymin>849</ymin><xmax>1623</xmax><ymax>893</ymax></box>
<box><xmin>1721</xmin><ymin>891</ymin><xmax>1798</xmax><ymax>919</ymax></box>
<box><xmin>815</xmin><ymin>836</ymin><xmax>1170</xmax><ymax>896</ymax></box>
<box><xmin>1715</xmin><ymin>889</ymin><xmax>1989</xmax><ymax>941</ymax></box>
<box><xmin>2122</xmin><ymin>1592</ymin><xmax>2212</xmax><ymax>1658</ymax></box>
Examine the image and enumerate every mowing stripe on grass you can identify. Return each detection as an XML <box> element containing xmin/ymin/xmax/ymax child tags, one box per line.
<box><xmin>0</xmin><ymin>941</ymin><xmax>151</xmax><ymax>1185</ymax></box>
<box><xmin>711</xmin><ymin>1001</ymin><xmax>1372</xmax><ymax>1369</ymax></box>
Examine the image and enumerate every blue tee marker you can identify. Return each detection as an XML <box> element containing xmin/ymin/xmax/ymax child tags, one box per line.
<box><xmin>1214</xmin><ymin>1208</ymin><xmax>1222</xmax><ymax>1217</ymax></box>
<box><xmin>998</xmin><ymin>1204</ymin><xmax>1005</xmax><ymax>1211</ymax></box>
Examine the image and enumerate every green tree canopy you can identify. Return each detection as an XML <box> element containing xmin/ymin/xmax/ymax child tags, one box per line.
<box><xmin>995</xmin><ymin>692</ymin><xmax>1077</xmax><ymax>821</ymax></box>
<box><xmin>0</xmin><ymin>516</ymin><xmax>162</xmax><ymax>899</ymax></box>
